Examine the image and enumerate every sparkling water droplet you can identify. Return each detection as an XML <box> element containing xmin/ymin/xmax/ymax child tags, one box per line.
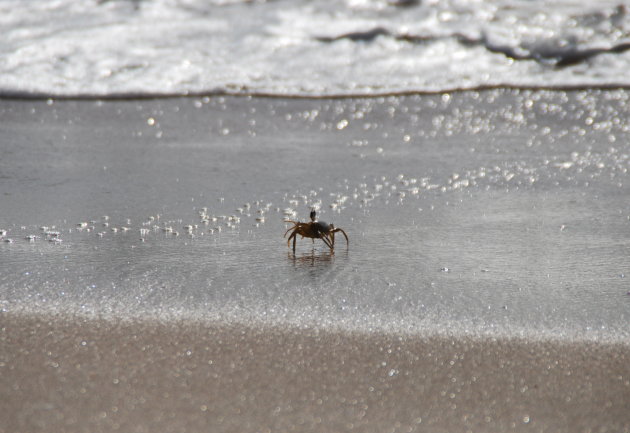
<box><xmin>336</xmin><ymin>119</ymin><xmax>349</xmax><ymax>130</ymax></box>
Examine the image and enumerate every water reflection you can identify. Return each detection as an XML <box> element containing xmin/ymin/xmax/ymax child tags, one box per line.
<box><xmin>287</xmin><ymin>248</ymin><xmax>348</xmax><ymax>279</ymax></box>
<box><xmin>288</xmin><ymin>249</ymin><xmax>334</xmax><ymax>266</ymax></box>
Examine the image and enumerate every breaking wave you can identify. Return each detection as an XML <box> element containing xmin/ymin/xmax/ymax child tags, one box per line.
<box><xmin>1</xmin><ymin>0</ymin><xmax>630</xmax><ymax>98</ymax></box>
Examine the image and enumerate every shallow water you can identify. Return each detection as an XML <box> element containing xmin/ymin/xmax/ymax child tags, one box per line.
<box><xmin>1</xmin><ymin>89</ymin><xmax>629</xmax><ymax>341</ymax></box>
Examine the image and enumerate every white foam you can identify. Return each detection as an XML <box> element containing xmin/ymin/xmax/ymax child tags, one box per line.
<box><xmin>1</xmin><ymin>0</ymin><xmax>629</xmax><ymax>97</ymax></box>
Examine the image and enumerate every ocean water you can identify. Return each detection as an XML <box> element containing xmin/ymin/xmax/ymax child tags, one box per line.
<box><xmin>1</xmin><ymin>0</ymin><xmax>630</xmax><ymax>97</ymax></box>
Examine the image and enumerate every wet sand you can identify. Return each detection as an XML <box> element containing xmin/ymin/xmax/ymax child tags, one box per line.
<box><xmin>1</xmin><ymin>312</ymin><xmax>629</xmax><ymax>433</ymax></box>
<box><xmin>1</xmin><ymin>90</ymin><xmax>630</xmax><ymax>431</ymax></box>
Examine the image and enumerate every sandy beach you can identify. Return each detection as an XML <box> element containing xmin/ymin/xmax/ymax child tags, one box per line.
<box><xmin>1</xmin><ymin>89</ymin><xmax>630</xmax><ymax>431</ymax></box>
<box><xmin>1</xmin><ymin>312</ymin><xmax>629</xmax><ymax>433</ymax></box>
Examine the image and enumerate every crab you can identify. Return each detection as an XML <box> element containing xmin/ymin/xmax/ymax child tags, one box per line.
<box><xmin>284</xmin><ymin>209</ymin><xmax>349</xmax><ymax>252</ymax></box>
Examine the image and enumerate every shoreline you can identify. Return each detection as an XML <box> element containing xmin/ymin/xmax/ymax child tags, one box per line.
<box><xmin>3</xmin><ymin>83</ymin><xmax>630</xmax><ymax>102</ymax></box>
<box><xmin>3</xmin><ymin>308</ymin><xmax>630</xmax><ymax>350</ymax></box>
<box><xmin>3</xmin><ymin>305</ymin><xmax>629</xmax><ymax>346</ymax></box>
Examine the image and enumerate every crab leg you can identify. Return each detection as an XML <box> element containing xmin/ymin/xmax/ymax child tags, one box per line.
<box><xmin>320</xmin><ymin>234</ymin><xmax>334</xmax><ymax>250</ymax></box>
<box><xmin>284</xmin><ymin>223</ymin><xmax>299</xmax><ymax>237</ymax></box>
<box><xmin>332</xmin><ymin>228</ymin><xmax>349</xmax><ymax>246</ymax></box>
<box><xmin>287</xmin><ymin>230</ymin><xmax>297</xmax><ymax>249</ymax></box>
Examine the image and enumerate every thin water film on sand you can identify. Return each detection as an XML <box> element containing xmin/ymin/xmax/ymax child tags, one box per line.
<box><xmin>0</xmin><ymin>90</ymin><xmax>629</xmax><ymax>342</ymax></box>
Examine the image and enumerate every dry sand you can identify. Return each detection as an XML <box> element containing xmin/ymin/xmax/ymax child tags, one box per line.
<box><xmin>1</xmin><ymin>312</ymin><xmax>629</xmax><ymax>433</ymax></box>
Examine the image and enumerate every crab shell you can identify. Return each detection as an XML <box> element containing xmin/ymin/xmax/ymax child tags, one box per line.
<box><xmin>312</xmin><ymin>221</ymin><xmax>331</xmax><ymax>235</ymax></box>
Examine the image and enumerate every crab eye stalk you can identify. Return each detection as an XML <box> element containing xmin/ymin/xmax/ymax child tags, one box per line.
<box><xmin>310</xmin><ymin>209</ymin><xmax>317</xmax><ymax>221</ymax></box>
